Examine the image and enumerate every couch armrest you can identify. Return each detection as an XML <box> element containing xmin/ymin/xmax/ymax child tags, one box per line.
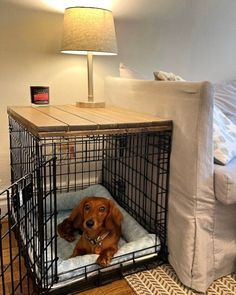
<box><xmin>105</xmin><ymin>77</ymin><xmax>214</xmax><ymax>206</ymax></box>
<box><xmin>105</xmin><ymin>77</ymin><xmax>215</xmax><ymax>291</ymax></box>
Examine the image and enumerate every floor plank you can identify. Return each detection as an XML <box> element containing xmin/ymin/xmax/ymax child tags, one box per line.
<box><xmin>77</xmin><ymin>279</ymin><xmax>135</xmax><ymax>295</ymax></box>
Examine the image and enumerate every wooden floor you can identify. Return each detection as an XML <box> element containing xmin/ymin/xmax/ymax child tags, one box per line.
<box><xmin>0</xmin><ymin>220</ymin><xmax>135</xmax><ymax>295</ymax></box>
<box><xmin>78</xmin><ymin>280</ymin><xmax>134</xmax><ymax>295</ymax></box>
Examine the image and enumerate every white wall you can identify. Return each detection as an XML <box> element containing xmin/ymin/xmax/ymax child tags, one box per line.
<box><xmin>0</xmin><ymin>1</ymin><xmax>119</xmax><ymax>192</ymax></box>
<box><xmin>116</xmin><ymin>0</ymin><xmax>236</xmax><ymax>81</ymax></box>
<box><xmin>1</xmin><ymin>0</ymin><xmax>236</xmax><ymax>192</ymax></box>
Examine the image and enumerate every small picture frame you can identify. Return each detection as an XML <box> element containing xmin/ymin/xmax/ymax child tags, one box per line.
<box><xmin>30</xmin><ymin>86</ymin><xmax>49</xmax><ymax>105</ymax></box>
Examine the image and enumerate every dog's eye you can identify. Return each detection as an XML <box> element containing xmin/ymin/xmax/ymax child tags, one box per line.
<box><xmin>99</xmin><ymin>206</ymin><xmax>106</xmax><ymax>212</ymax></box>
<box><xmin>84</xmin><ymin>204</ymin><xmax>90</xmax><ymax>211</ymax></box>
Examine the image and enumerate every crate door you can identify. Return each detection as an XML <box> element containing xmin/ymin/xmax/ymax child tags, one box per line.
<box><xmin>0</xmin><ymin>158</ymin><xmax>57</xmax><ymax>295</ymax></box>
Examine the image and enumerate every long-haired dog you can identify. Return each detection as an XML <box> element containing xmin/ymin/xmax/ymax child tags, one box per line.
<box><xmin>57</xmin><ymin>196</ymin><xmax>123</xmax><ymax>267</ymax></box>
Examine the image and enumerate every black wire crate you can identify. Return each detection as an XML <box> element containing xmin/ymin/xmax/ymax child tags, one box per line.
<box><xmin>0</xmin><ymin>157</ymin><xmax>57</xmax><ymax>295</ymax></box>
<box><xmin>1</xmin><ymin>116</ymin><xmax>172</xmax><ymax>294</ymax></box>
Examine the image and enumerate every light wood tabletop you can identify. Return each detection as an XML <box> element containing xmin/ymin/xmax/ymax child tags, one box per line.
<box><xmin>7</xmin><ymin>105</ymin><xmax>172</xmax><ymax>137</ymax></box>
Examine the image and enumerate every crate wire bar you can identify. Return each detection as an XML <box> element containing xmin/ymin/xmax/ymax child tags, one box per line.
<box><xmin>0</xmin><ymin>157</ymin><xmax>57</xmax><ymax>295</ymax></box>
<box><xmin>1</xmin><ymin>107</ymin><xmax>172</xmax><ymax>295</ymax></box>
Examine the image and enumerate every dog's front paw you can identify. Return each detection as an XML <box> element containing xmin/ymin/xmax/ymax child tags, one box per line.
<box><xmin>96</xmin><ymin>253</ymin><xmax>112</xmax><ymax>267</ymax></box>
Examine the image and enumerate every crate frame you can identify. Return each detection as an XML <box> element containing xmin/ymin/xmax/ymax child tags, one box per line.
<box><xmin>0</xmin><ymin>157</ymin><xmax>57</xmax><ymax>295</ymax></box>
<box><xmin>1</xmin><ymin>113</ymin><xmax>172</xmax><ymax>295</ymax></box>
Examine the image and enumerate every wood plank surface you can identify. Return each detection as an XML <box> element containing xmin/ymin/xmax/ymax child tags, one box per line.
<box><xmin>36</xmin><ymin>106</ymin><xmax>97</xmax><ymax>130</ymax></box>
<box><xmin>56</xmin><ymin>104</ymin><xmax>148</xmax><ymax>128</ymax></box>
<box><xmin>55</xmin><ymin>105</ymin><xmax>118</xmax><ymax>126</ymax></box>
<box><xmin>56</xmin><ymin>105</ymin><xmax>169</xmax><ymax>126</ymax></box>
<box><xmin>7</xmin><ymin>105</ymin><xmax>172</xmax><ymax>137</ymax></box>
<box><xmin>7</xmin><ymin>106</ymin><xmax>68</xmax><ymax>133</ymax></box>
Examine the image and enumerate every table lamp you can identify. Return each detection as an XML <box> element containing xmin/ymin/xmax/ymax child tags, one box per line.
<box><xmin>61</xmin><ymin>7</ymin><xmax>118</xmax><ymax>107</ymax></box>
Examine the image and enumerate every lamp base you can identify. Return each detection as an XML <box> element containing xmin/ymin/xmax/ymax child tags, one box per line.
<box><xmin>76</xmin><ymin>101</ymin><xmax>105</xmax><ymax>108</ymax></box>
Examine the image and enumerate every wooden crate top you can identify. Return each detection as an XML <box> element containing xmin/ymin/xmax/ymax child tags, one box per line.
<box><xmin>7</xmin><ymin>105</ymin><xmax>172</xmax><ymax>137</ymax></box>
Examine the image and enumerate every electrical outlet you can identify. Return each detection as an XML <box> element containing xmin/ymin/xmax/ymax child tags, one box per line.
<box><xmin>69</xmin><ymin>144</ymin><xmax>75</xmax><ymax>159</ymax></box>
<box><xmin>57</xmin><ymin>143</ymin><xmax>76</xmax><ymax>160</ymax></box>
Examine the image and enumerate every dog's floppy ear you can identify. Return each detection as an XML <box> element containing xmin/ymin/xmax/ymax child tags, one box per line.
<box><xmin>105</xmin><ymin>200</ymin><xmax>123</xmax><ymax>230</ymax></box>
<box><xmin>58</xmin><ymin>197</ymin><xmax>88</xmax><ymax>240</ymax></box>
<box><xmin>68</xmin><ymin>197</ymin><xmax>87</xmax><ymax>231</ymax></box>
<box><xmin>57</xmin><ymin>218</ymin><xmax>76</xmax><ymax>242</ymax></box>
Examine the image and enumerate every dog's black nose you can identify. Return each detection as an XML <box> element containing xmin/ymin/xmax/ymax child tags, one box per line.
<box><xmin>86</xmin><ymin>219</ymin><xmax>94</xmax><ymax>228</ymax></box>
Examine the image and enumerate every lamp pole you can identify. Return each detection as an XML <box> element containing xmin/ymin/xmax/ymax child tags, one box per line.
<box><xmin>87</xmin><ymin>53</ymin><xmax>94</xmax><ymax>103</ymax></box>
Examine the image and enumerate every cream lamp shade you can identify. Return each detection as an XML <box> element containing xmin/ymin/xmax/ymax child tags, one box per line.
<box><xmin>61</xmin><ymin>7</ymin><xmax>118</xmax><ymax>107</ymax></box>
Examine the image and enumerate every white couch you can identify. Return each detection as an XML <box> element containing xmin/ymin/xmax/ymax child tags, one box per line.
<box><xmin>105</xmin><ymin>77</ymin><xmax>236</xmax><ymax>293</ymax></box>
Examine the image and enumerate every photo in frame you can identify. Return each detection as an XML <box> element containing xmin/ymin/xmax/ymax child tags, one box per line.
<box><xmin>30</xmin><ymin>86</ymin><xmax>49</xmax><ymax>105</ymax></box>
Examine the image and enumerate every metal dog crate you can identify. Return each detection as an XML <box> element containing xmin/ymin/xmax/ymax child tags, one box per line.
<box><xmin>1</xmin><ymin>105</ymin><xmax>172</xmax><ymax>295</ymax></box>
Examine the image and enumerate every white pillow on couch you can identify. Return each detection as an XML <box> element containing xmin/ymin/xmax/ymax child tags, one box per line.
<box><xmin>213</xmin><ymin>105</ymin><xmax>236</xmax><ymax>165</ymax></box>
<box><xmin>119</xmin><ymin>63</ymin><xmax>146</xmax><ymax>79</ymax></box>
<box><xmin>214</xmin><ymin>79</ymin><xmax>236</xmax><ymax>124</ymax></box>
<box><xmin>153</xmin><ymin>70</ymin><xmax>185</xmax><ymax>81</ymax></box>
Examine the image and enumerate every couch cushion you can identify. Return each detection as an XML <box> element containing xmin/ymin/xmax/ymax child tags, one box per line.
<box><xmin>119</xmin><ymin>63</ymin><xmax>146</xmax><ymax>80</ymax></box>
<box><xmin>213</xmin><ymin>106</ymin><xmax>236</xmax><ymax>165</ymax></box>
<box><xmin>214</xmin><ymin>157</ymin><xmax>236</xmax><ymax>204</ymax></box>
<box><xmin>153</xmin><ymin>70</ymin><xmax>185</xmax><ymax>81</ymax></box>
<box><xmin>214</xmin><ymin>79</ymin><xmax>236</xmax><ymax>124</ymax></box>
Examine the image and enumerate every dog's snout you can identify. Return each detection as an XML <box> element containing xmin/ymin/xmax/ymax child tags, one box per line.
<box><xmin>86</xmin><ymin>219</ymin><xmax>94</xmax><ymax>228</ymax></box>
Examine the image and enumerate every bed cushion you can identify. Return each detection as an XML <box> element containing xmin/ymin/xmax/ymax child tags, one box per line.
<box><xmin>214</xmin><ymin>158</ymin><xmax>236</xmax><ymax>204</ymax></box>
<box><xmin>45</xmin><ymin>185</ymin><xmax>160</xmax><ymax>286</ymax></box>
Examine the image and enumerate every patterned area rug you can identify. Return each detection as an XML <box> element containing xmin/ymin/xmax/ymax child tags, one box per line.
<box><xmin>125</xmin><ymin>264</ymin><xmax>236</xmax><ymax>295</ymax></box>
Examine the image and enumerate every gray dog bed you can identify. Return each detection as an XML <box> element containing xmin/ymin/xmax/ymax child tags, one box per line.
<box><xmin>32</xmin><ymin>185</ymin><xmax>160</xmax><ymax>288</ymax></box>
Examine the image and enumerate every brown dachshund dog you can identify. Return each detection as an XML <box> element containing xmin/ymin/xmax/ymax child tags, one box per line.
<box><xmin>57</xmin><ymin>196</ymin><xmax>123</xmax><ymax>267</ymax></box>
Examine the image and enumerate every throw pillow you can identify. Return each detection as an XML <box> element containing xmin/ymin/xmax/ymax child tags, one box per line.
<box><xmin>214</xmin><ymin>79</ymin><xmax>236</xmax><ymax>124</ymax></box>
<box><xmin>153</xmin><ymin>70</ymin><xmax>185</xmax><ymax>81</ymax></box>
<box><xmin>119</xmin><ymin>63</ymin><xmax>146</xmax><ymax>79</ymax></box>
<box><xmin>213</xmin><ymin>105</ymin><xmax>236</xmax><ymax>165</ymax></box>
